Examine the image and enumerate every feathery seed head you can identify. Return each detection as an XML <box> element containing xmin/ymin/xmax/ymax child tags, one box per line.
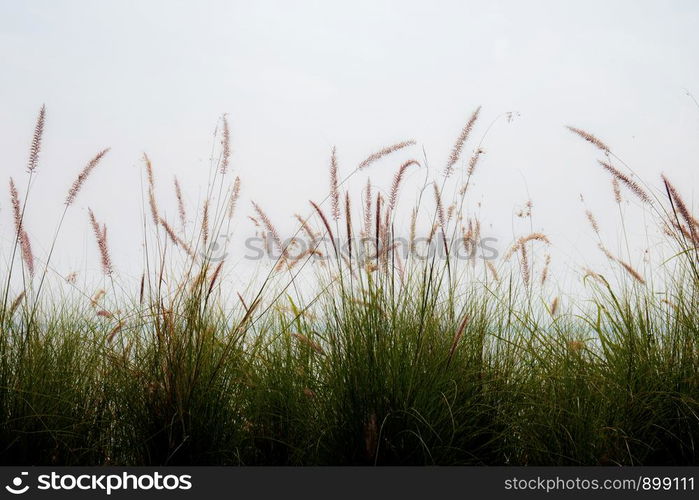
<box><xmin>358</xmin><ymin>140</ymin><xmax>416</xmax><ymax>170</ymax></box>
<box><xmin>446</xmin><ymin>106</ymin><xmax>481</xmax><ymax>176</ymax></box>
<box><xmin>566</xmin><ymin>125</ymin><xmax>610</xmax><ymax>153</ymax></box>
<box><xmin>65</xmin><ymin>148</ymin><xmax>110</xmax><ymax>205</ymax></box>
<box><xmin>27</xmin><ymin>104</ymin><xmax>46</xmax><ymax>173</ymax></box>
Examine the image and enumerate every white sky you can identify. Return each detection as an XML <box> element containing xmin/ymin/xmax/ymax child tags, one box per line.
<box><xmin>1</xmin><ymin>0</ymin><xmax>698</xmax><ymax>292</ymax></box>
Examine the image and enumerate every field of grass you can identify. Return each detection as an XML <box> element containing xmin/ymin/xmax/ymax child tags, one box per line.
<box><xmin>1</xmin><ymin>106</ymin><xmax>698</xmax><ymax>465</ymax></box>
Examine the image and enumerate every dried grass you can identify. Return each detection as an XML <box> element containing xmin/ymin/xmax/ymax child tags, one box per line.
<box><xmin>586</xmin><ymin>210</ymin><xmax>600</xmax><ymax>234</ymax></box>
<box><xmin>252</xmin><ymin>202</ymin><xmax>283</xmax><ymax>255</ymax></box>
<box><xmin>202</xmin><ymin>200</ymin><xmax>210</xmax><ymax>245</ymax></box>
<box><xmin>310</xmin><ymin>200</ymin><xmax>337</xmax><ymax>255</ymax></box>
<box><xmin>662</xmin><ymin>174</ymin><xmax>698</xmax><ymax>243</ymax></box>
<box><xmin>19</xmin><ymin>230</ymin><xmax>35</xmax><ymax>276</ymax></box>
<box><xmin>65</xmin><ymin>148</ymin><xmax>110</xmax><ymax>206</ymax></box>
<box><xmin>88</xmin><ymin>208</ymin><xmax>113</xmax><ymax>276</ymax></box>
<box><xmin>27</xmin><ymin>104</ymin><xmax>46</xmax><ymax>173</ymax></box>
<box><xmin>9</xmin><ymin>178</ymin><xmax>22</xmax><ymax>235</ymax></box>
<box><xmin>329</xmin><ymin>146</ymin><xmax>340</xmax><ymax>220</ymax></box>
<box><xmin>174</xmin><ymin>177</ymin><xmax>187</xmax><ymax>229</ymax></box>
<box><xmin>227</xmin><ymin>176</ymin><xmax>241</xmax><ymax>220</ymax></box>
<box><xmin>389</xmin><ymin>160</ymin><xmax>418</xmax><ymax>210</ymax></box>
<box><xmin>363</xmin><ymin>179</ymin><xmax>372</xmax><ymax>238</ymax></box>
<box><xmin>540</xmin><ymin>254</ymin><xmax>551</xmax><ymax>285</ymax></box>
<box><xmin>566</xmin><ymin>125</ymin><xmax>610</xmax><ymax>153</ymax></box>
<box><xmin>599</xmin><ymin>160</ymin><xmax>651</xmax><ymax>204</ymax></box>
<box><xmin>221</xmin><ymin>114</ymin><xmax>231</xmax><ymax>175</ymax></box>
<box><xmin>446</xmin><ymin>106</ymin><xmax>481</xmax><ymax>177</ymax></box>
<box><xmin>358</xmin><ymin>140</ymin><xmax>415</xmax><ymax>170</ymax></box>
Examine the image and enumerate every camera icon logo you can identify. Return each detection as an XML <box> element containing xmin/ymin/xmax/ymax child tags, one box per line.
<box><xmin>5</xmin><ymin>472</ymin><xmax>29</xmax><ymax>495</ymax></box>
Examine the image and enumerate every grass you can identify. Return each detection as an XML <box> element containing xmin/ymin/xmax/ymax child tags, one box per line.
<box><xmin>0</xmin><ymin>106</ymin><xmax>698</xmax><ymax>465</ymax></box>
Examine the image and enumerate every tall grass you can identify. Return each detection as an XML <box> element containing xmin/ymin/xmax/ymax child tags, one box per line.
<box><xmin>0</xmin><ymin>107</ymin><xmax>697</xmax><ymax>465</ymax></box>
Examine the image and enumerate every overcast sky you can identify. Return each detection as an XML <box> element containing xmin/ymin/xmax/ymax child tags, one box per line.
<box><xmin>1</xmin><ymin>0</ymin><xmax>698</xmax><ymax>291</ymax></box>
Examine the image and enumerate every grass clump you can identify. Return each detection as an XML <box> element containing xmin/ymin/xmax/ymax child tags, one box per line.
<box><xmin>0</xmin><ymin>107</ymin><xmax>698</xmax><ymax>465</ymax></box>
